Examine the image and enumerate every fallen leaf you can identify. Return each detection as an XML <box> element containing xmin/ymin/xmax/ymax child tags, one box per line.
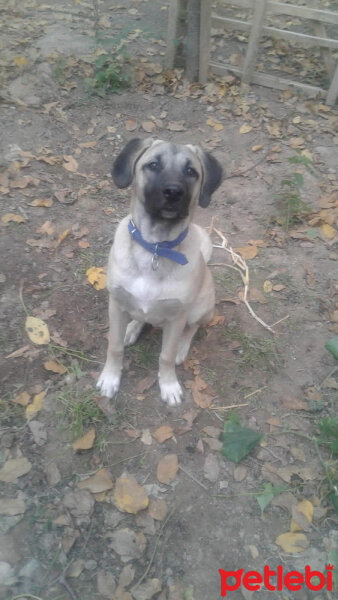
<box><xmin>110</xmin><ymin>528</ymin><xmax>146</xmax><ymax>560</ymax></box>
<box><xmin>272</xmin><ymin>284</ymin><xmax>285</xmax><ymax>292</ymax></box>
<box><xmin>55</xmin><ymin>228</ymin><xmax>71</xmax><ymax>247</ymax></box>
<box><xmin>77</xmin><ymin>469</ymin><xmax>113</xmax><ymax>493</ymax></box>
<box><xmin>221</xmin><ymin>412</ymin><xmax>262</xmax><ymax>463</ymax></box>
<box><xmin>10</xmin><ymin>175</ymin><xmax>39</xmax><ymax>189</ymax></box>
<box><xmin>25</xmin><ymin>391</ymin><xmax>45</xmax><ymax>420</ymax></box>
<box><xmin>86</xmin><ymin>266</ymin><xmax>106</xmax><ymax>290</ymax></box>
<box><xmin>28</xmin><ymin>198</ymin><xmax>53</xmax><ymax>207</ymax></box>
<box><xmin>136</xmin><ymin>375</ymin><xmax>156</xmax><ymax>394</ymax></box>
<box><xmin>142</xmin><ymin>121</ymin><xmax>155</xmax><ymax>133</ymax></box>
<box><xmin>191</xmin><ymin>375</ymin><xmax>213</xmax><ymax>408</ymax></box>
<box><xmin>13</xmin><ymin>56</ymin><xmax>28</xmax><ymax>67</ymax></box>
<box><xmin>1</xmin><ymin>213</ymin><xmax>25</xmax><ymax>225</ymax></box>
<box><xmin>289</xmin><ymin>137</ymin><xmax>305</xmax><ymax>149</ymax></box>
<box><xmin>11</xmin><ymin>391</ymin><xmax>31</xmax><ymax>406</ymax></box>
<box><xmin>233</xmin><ymin>465</ymin><xmax>247</xmax><ymax>482</ymax></box>
<box><xmin>263</xmin><ymin>280</ymin><xmax>273</xmax><ymax>293</ymax></box>
<box><xmin>78</xmin><ymin>240</ymin><xmax>90</xmax><ymax>248</ymax></box>
<box><xmin>236</xmin><ymin>245</ymin><xmax>258</xmax><ymax>260</ymax></box>
<box><xmin>275</xmin><ymin>532</ymin><xmax>309</xmax><ymax>553</ymax></box>
<box><xmin>37</xmin><ymin>221</ymin><xmax>54</xmax><ymax>236</ymax></box>
<box><xmin>152</xmin><ymin>425</ymin><xmax>173</xmax><ymax>443</ymax></box>
<box><xmin>125</xmin><ymin>119</ymin><xmax>138</xmax><ymax>131</ymax></box>
<box><xmin>63</xmin><ymin>155</ymin><xmax>79</xmax><ymax>172</ymax></box>
<box><xmin>239</xmin><ymin>124</ymin><xmax>253</xmax><ymax>134</ymax></box>
<box><xmin>25</xmin><ymin>316</ymin><xmax>50</xmax><ymax>345</ymax></box>
<box><xmin>167</xmin><ymin>121</ymin><xmax>185</xmax><ymax>131</ymax></box>
<box><xmin>141</xmin><ymin>429</ymin><xmax>152</xmax><ymax>445</ymax></box>
<box><xmin>0</xmin><ymin>497</ymin><xmax>26</xmax><ymax>515</ymax></box>
<box><xmin>281</xmin><ymin>396</ymin><xmax>308</xmax><ymax>410</ymax></box>
<box><xmin>148</xmin><ymin>498</ymin><xmax>168</xmax><ymax>521</ymax></box>
<box><xmin>132</xmin><ymin>578</ymin><xmax>162</xmax><ymax>600</ymax></box>
<box><xmin>5</xmin><ymin>345</ymin><xmax>30</xmax><ymax>359</ymax></box>
<box><xmin>320</xmin><ymin>223</ymin><xmax>336</xmax><ymax>240</ymax></box>
<box><xmin>203</xmin><ymin>426</ymin><xmax>221</xmax><ymax>438</ymax></box>
<box><xmin>204</xmin><ymin>453</ymin><xmax>219</xmax><ymax>482</ymax></box>
<box><xmin>0</xmin><ymin>457</ymin><xmax>32</xmax><ymax>482</ymax></box>
<box><xmin>72</xmin><ymin>428</ymin><xmax>96</xmax><ymax>452</ymax></box>
<box><xmin>290</xmin><ymin>499</ymin><xmax>313</xmax><ymax>532</ymax></box>
<box><xmin>252</xmin><ymin>145</ymin><xmax>262</xmax><ymax>152</ymax></box>
<box><xmin>114</xmin><ymin>475</ymin><xmax>149</xmax><ymax>514</ymax></box>
<box><xmin>43</xmin><ymin>360</ymin><xmax>66</xmax><ymax>374</ymax></box>
<box><xmin>156</xmin><ymin>454</ymin><xmax>178</xmax><ymax>484</ymax></box>
<box><xmin>207</xmin><ymin>315</ymin><xmax>225</xmax><ymax>327</ymax></box>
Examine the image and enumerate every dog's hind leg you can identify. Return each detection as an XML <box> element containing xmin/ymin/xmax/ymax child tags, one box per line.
<box><xmin>124</xmin><ymin>320</ymin><xmax>144</xmax><ymax>346</ymax></box>
<box><xmin>175</xmin><ymin>323</ymin><xmax>199</xmax><ymax>365</ymax></box>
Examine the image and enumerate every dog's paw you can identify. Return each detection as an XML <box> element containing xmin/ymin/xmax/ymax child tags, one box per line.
<box><xmin>160</xmin><ymin>380</ymin><xmax>183</xmax><ymax>407</ymax></box>
<box><xmin>97</xmin><ymin>370</ymin><xmax>120</xmax><ymax>398</ymax></box>
<box><xmin>124</xmin><ymin>320</ymin><xmax>144</xmax><ymax>346</ymax></box>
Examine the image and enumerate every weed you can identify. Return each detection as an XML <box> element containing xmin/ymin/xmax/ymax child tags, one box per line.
<box><xmin>275</xmin><ymin>153</ymin><xmax>313</xmax><ymax>231</ymax></box>
<box><xmin>85</xmin><ymin>52</ymin><xmax>130</xmax><ymax>96</ymax></box>
<box><xmin>221</xmin><ymin>326</ymin><xmax>278</xmax><ymax>370</ymax></box>
<box><xmin>57</xmin><ymin>387</ymin><xmax>103</xmax><ymax>439</ymax></box>
<box><xmin>0</xmin><ymin>395</ymin><xmax>23</xmax><ymax>426</ymax></box>
<box><xmin>128</xmin><ymin>338</ymin><xmax>158</xmax><ymax>369</ymax></box>
<box><xmin>53</xmin><ymin>57</ymin><xmax>67</xmax><ymax>86</ymax></box>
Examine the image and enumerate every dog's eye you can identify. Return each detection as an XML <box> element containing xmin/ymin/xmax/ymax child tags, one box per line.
<box><xmin>147</xmin><ymin>161</ymin><xmax>159</xmax><ymax>171</ymax></box>
<box><xmin>185</xmin><ymin>166</ymin><xmax>198</xmax><ymax>178</ymax></box>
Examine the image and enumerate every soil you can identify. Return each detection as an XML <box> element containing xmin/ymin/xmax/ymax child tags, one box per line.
<box><xmin>0</xmin><ymin>2</ymin><xmax>337</xmax><ymax>600</ymax></box>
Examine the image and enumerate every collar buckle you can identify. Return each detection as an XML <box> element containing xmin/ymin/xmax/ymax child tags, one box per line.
<box><xmin>152</xmin><ymin>243</ymin><xmax>159</xmax><ymax>271</ymax></box>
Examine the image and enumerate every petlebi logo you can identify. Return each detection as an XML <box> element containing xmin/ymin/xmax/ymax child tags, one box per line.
<box><xmin>219</xmin><ymin>564</ymin><xmax>333</xmax><ymax>596</ymax></box>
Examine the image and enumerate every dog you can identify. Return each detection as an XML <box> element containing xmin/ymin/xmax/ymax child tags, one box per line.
<box><xmin>97</xmin><ymin>138</ymin><xmax>222</xmax><ymax>406</ymax></box>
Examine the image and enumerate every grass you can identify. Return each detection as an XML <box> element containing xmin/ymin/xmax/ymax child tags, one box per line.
<box><xmin>221</xmin><ymin>325</ymin><xmax>279</xmax><ymax>370</ymax></box>
<box><xmin>274</xmin><ymin>153</ymin><xmax>313</xmax><ymax>231</ymax></box>
<box><xmin>0</xmin><ymin>394</ymin><xmax>23</xmax><ymax>427</ymax></box>
<box><xmin>128</xmin><ymin>338</ymin><xmax>158</xmax><ymax>369</ymax></box>
<box><xmin>57</xmin><ymin>387</ymin><xmax>103</xmax><ymax>439</ymax></box>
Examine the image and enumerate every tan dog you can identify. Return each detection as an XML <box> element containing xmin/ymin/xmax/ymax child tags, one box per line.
<box><xmin>97</xmin><ymin>138</ymin><xmax>222</xmax><ymax>406</ymax></box>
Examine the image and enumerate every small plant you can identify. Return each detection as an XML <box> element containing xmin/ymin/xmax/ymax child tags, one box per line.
<box><xmin>58</xmin><ymin>388</ymin><xmax>103</xmax><ymax>439</ymax></box>
<box><xmin>222</xmin><ymin>326</ymin><xmax>278</xmax><ymax>370</ymax></box>
<box><xmin>85</xmin><ymin>52</ymin><xmax>130</xmax><ymax>96</ymax></box>
<box><xmin>53</xmin><ymin>56</ymin><xmax>67</xmax><ymax>86</ymax></box>
<box><xmin>275</xmin><ymin>153</ymin><xmax>313</xmax><ymax>231</ymax></box>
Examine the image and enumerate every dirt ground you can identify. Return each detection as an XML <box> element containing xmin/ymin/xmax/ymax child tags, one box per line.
<box><xmin>0</xmin><ymin>1</ymin><xmax>337</xmax><ymax>600</ymax></box>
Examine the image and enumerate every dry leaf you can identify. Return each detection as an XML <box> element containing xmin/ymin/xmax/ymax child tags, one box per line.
<box><xmin>63</xmin><ymin>155</ymin><xmax>79</xmax><ymax>172</ymax></box>
<box><xmin>281</xmin><ymin>396</ymin><xmax>308</xmax><ymax>410</ymax></box>
<box><xmin>13</xmin><ymin>56</ymin><xmax>28</xmax><ymax>67</ymax></box>
<box><xmin>320</xmin><ymin>223</ymin><xmax>336</xmax><ymax>240</ymax></box>
<box><xmin>263</xmin><ymin>280</ymin><xmax>273</xmax><ymax>293</ymax></box>
<box><xmin>148</xmin><ymin>498</ymin><xmax>168</xmax><ymax>521</ymax></box>
<box><xmin>252</xmin><ymin>145</ymin><xmax>262</xmax><ymax>152</ymax></box>
<box><xmin>37</xmin><ymin>221</ymin><xmax>54</xmax><ymax>236</ymax></box>
<box><xmin>114</xmin><ymin>475</ymin><xmax>149</xmax><ymax>514</ymax></box>
<box><xmin>12</xmin><ymin>391</ymin><xmax>31</xmax><ymax>406</ymax></box>
<box><xmin>86</xmin><ymin>267</ymin><xmax>106</xmax><ymax>290</ymax></box>
<box><xmin>77</xmin><ymin>468</ymin><xmax>113</xmax><ymax>493</ymax></box>
<box><xmin>136</xmin><ymin>375</ymin><xmax>156</xmax><ymax>394</ymax></box>
<box><xmin>1</xmin><ymin>213</ymin><xmax>25</xmax><ymax>225</ymax></box>
<box><xmin>167</xmin><ymin>121</ymin><xmax>185</xmax><ymax>131</ymax></box>
<box><xmin>78</xmin><ymin>240</ymin><xmax>90</xmax><ymax>249</ymax></box>
<box><xmin>152</xmin><ymin>425</ymin><xmax>174</xmax><ymax>443</ymax></box>
<box><xmin>236</xmin><ymin>245</ymin><xmax>258</xmax><ymax>260</ymax></box>
<box><xmin>55</xmin><ymin>228</ymin><xmax>71</xmax><ymax>247</ymax></box>
<box><xmin>25</xmin><ymin>316</ymin><xmax>50</xmax><ymax>345</ymax></box>
<box><xmin>28</xmin><ymin>198</ymin><xmax>53</xmax><ymax>207</ymax></box>
<box><xmin>0</xmin><ymin>497</ymin><xmax>26</xmax><ymax>516</ymax></box>
<box><xmin>25</xmin><ymin>391</ymin><xmax>45</xmax><ymax>420</ymax></box>
<box><xmin>72</xmin><ymin>428</ymin><xmax>96</xmax><ymax>452</ymax></box>
<box><xmin>207</xmin><ymin>315</ymin><xmax>225</xmax><ymax>327</ymax></box>
<box><xmin>6</xmin><ymin>344</ymin><xmax>30</xmax><ymax>359</ymax></box>
<box><xmin>0</xmin><ymin>457</ymin><xmax>32</xmax><ymax>482</ymax></box>
<box><xmin>203</xmin><ymin>426</ymin><xmax>221</xmax><ymax>438</ymax></box>
<box><xmin>43</xmin><ymin>360</ymin><xmax>66</xmax><ymax>374</ymax></box>
<box><xmin>125</xmin><ymin>119</ymin><xmax>138</xmax><ymax>131</ymax></box>
<box><xmin>142</xmin><ymin>121</ymin><xmax>155</xmax><ymax>133</ymax></box>
<box><xmin>156</xmin><ymin>454</ymin><xmax>178</xmax><ymax>484</ymax></box>
<box><xmin>290</xmin><ymin>499</ymin><xmax>313</xmax><ymax>532</ymax></box>
<box><xmin>272</xmin><ymin>284</ymin><xmax>285</xmax><ymax>292</ymax></box>
<box><xmin>239</xmin><ymin>124</ymin><xmax>252</xmax><ymax>134</ymax></box>
<box><xmin>141</xmin><ymin>429</ymin><xmax>152</xmax><ymax>445</ymax></box>
<box><xmin>289</xmin><ymin>137</ymin><xmax>305</xmax><ymax>149</ymax></box>
<box><xmin>275</xmin><ymin>532</ymin><xmax>309</xmax><ymax>553</ymax></box>
<box><xmin>191</xmin><ymin>375</ymin><xmax>212</xmax><ymax>408</ymax></box>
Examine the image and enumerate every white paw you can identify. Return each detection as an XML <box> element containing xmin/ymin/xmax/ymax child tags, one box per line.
<box><xmin>97</xmin><ymin>370</ymin><xmax>120</xmax><ymax>398</ymax></box>
<box><xmin>160</xmin><ymin>380</ymin><xmax>183</xmax><ymax>406</ymax></box>
<box><xmin>124</xmin><ymin>320</ymin><xmax>144</xmax><ymax>346</ymax></box>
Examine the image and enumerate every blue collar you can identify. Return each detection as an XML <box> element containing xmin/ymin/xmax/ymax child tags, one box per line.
<box><xmin>128</xmin><ymin>219</ymin><xmax>188</xmax><ymax>269</ymax></box>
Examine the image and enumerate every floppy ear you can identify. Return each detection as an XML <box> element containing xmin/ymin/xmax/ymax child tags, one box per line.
<box><xmin>112</xmin><ymin>138</ymin><xmax>154</xmax><ymax>188</ymax></box>
<box><xmin>199</xmin><ymin>151</ymin><xmax>223</xmax><ymax>208</ymax></box>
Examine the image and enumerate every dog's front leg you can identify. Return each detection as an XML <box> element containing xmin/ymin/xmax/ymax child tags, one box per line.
<box><xmin>159</xmin><ymin>313</ymin><xmax>187</xmax><ymax>407</ymax></box>
<box><xmin>97</xmin><ymin>295</ymin><xmax>129</xmax><ymax>398</ymax></box>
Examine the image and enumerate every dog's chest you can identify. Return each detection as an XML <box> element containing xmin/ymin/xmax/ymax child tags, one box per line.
<box><xmin>112</xmin><ymin>274</ymin><xmax>184</xmax><ymax>324</ymax></box>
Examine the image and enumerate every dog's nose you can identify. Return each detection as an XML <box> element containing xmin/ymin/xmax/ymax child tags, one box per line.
<box><xmin>163</xmin><ymin>185</ymin><xmax>183</xmax><ymax>202</ymax></box>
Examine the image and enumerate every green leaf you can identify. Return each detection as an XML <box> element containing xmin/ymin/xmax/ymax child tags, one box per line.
<box><xmin>293</xmin><ymin>172</ymin><xmax>304</xmax><ymax>187</ymax></box>
<box><xmin>255</xmin><ymin>482</ymin><xmax>287</xmax><ymax>514</ymax></box>
<box><xmin>221</xmin><ymin>412</ymin><xmax>262</xmax><ymax>463</ymax></box>
<box><xmin>325</xmin><ymin>336</ymin><xmax>338</xmax><ymax>361</ymax></box>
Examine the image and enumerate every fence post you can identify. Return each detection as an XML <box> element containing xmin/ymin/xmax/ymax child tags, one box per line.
<box><xmin>199</xmin><ymin>0</ymin><xmax>212</xmax><ymax>83</ymax></box>
<box><xmin>241</xmin><ymin>0</ymin><xmax>268</xmax><ymax>85</ymax></box>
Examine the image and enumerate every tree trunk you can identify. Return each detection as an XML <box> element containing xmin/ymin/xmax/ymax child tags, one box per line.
<box><xmin>186</xmin><ymin>0</ymin><xmax>201</xmax><ymax>81</ymax></box>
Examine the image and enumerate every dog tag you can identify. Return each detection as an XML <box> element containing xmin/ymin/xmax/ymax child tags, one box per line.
<box><xmin>152</xmin><ymin>252</ymin><xmax>159</xmax><ymax>271</ymax></box>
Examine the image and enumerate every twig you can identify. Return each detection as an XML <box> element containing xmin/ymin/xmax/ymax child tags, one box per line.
<box><xmin>10</xmin><ymin>596</ymin><xmax>45</xmax><ymax>600</ymax></box>
<box><xmin>223</xmin><ymin>153</ymin><xmax>270</xmax><ymax>180</ymax></box>
<box><xmin>131</xmin><ymin>505</ymin><xmax>176</xmax><ymax>591</ymax></box>
<box><xmin>243</xmin><ymin>386</ymin><xmax>267</xmax><ymax>400</ymax></box>
<box><xmin>212</xmin><ymin>226</ymin><xmax>278</xmax><ymax>333</ymax></box>
<box><xmin>178</xmin><ymin>465</ymin><xmax>208</xmax><ymax>490</ymax></box>
<box><xmin>209</xmin><ymin>403</ymin><xmax>248</xmax><ymax>411</ymax></box>
<box><xmin>269</xmin><ymin>315</ymin><xmax>289</xmax><ymax>328</ymax></box>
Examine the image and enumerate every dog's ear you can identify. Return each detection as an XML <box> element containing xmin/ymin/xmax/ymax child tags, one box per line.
<box><xmin>198</xmin><ymin>150</ymin><xmax>223</xmax><ymax>208</ymax></box>
<box><xmin>112</xmin><ymin>138</ymin><xmax>154</xmax><ymax>188</ymax></box>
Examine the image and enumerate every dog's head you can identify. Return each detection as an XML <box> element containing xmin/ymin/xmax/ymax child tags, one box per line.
<box><xmin>112</xmin><ymin>138</ymin><xmax>223</xmax><ymax>222</ymax></box>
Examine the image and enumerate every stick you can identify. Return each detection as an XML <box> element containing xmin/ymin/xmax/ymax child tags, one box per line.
<box><xmin>179</xmin><ymin>465</ymin><xmax>208</xmax><ymax>490</ymax></box>
<box><xmin>209</xmin><ymin>403</ymin><xmax>249</xmax><ymax>411</ymax></box>
<box><xmin>243</xmin><ymin>386</ymin><xmax>267</xmax><ymax>399</ymax></box>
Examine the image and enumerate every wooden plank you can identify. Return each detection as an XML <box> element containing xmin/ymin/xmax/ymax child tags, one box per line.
<box><xmin>326</xmin><ymin>63</ymin><xmax>338</xmax><ymax>106</ymax></box>
<box><xmin>216</xmin><ymin>0</ymin><xmax>338</xmax><ymax>25</ymax></box>
<box><xmin>209</xmin><ymin>60</ymin><xmax>326</xmax><ymax>97</ymax></box>
<box><xmin>212</xmin><ymin>15</ymin><xmax>250</xmax><ymax>32</ymax></box>
<box><xmin>242</xmin><ymin>0</ymin><xmax>268</xmax><ymax>84</ymax></box>
<box><xmin>186</xmin><ymin>0</ymin><xmax>201</xmax><ymax>81</ymax></box>
<box><xmin>309</xmin><ymin>0</ymin><xmax>335</xmax><ymax>79</ymax></box>
<box><xmin>199</xmin><ymin>0</ymin><xmax>212</xmax><ymax>83</ymax></box>
<box><xmin>165</xmin><ymin>0</ymin><xmax>184</xmax><ymax>69</ymax></box>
